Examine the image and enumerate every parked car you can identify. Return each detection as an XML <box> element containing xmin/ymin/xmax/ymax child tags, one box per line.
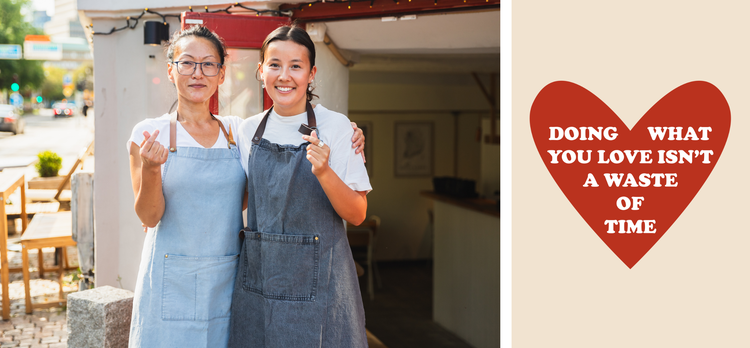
<box><xmin>52</xmin><ymin>102</ymin><xmax>76</xmax><ymax>117</ymax></box>
<box><xmin>0</xmin><ymin>104</ymin><xmax>25</xmax><ymax>135</ymax></box>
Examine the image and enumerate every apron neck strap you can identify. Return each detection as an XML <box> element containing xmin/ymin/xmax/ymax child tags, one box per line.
<box><xmin>170</xmin><ymin>111</ymin><xmax>236</xmax><ymax>152</ymax></box>
<box><xmin>214</xmin><ymin>114</ymin><xmax>236</xmax><ymax>149</ymax></box>
<box><xmin>252</xmin><ymin>102</ymin><xmax>317</xmax><ymax>145</ymax></box>
<box><xmin>170</xmin><ymin>112</ymin><xmax>177</xmax><ymax>152</ymax></box>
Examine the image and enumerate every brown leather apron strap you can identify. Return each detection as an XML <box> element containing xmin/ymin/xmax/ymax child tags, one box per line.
<box><xmin>252</xmin><ymin>102</ymin><xmax>318</xmax><ymax>145</ymax></box>
<box><xmin>170</xmin><ymin>112</ymin><xmax>236</xmax><ymax>151</ymax></box>
<box><xmin>298</xmin><ymin>102</ymin><xmax>317</xmax><ymax>136</ymax></box>
<box><xmin>252</xmin><ymin>107</ymin><xmax>275</xmax><ymax>145</ymax></box>
<box><xmin>169</xmin><ymin>112</ymin><xmax>177</xmax><ymax>152</ymax></box>
<box><xmin>212</xmin><ymin>114</ymin><xmax>236</xmax><ymax>148</ymax></box>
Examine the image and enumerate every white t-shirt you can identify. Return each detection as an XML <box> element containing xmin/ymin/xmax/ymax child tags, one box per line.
<box><xmin>238</xmin><ymin>104</ymin><xmax>372</xmax><ymax>193</ymax></box>
<box><xmin>126</xmin><ymin>113</ymin><xmax>243</xmax><ymax>175</ymax></box>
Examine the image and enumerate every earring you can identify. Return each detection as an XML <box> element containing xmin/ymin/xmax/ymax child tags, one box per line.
<box><xmin>308</xmin><ymin>81</ymin><xmax>313</xmax><ymax>91</ymax></box>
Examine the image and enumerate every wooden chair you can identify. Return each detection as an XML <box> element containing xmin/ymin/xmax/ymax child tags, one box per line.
<box><xmin>0</xmin><ymin>171</ymin><xmax>29</xmax><ymax>319</ymax></box>
<box><xmin>347</xmin><ymin>215</ymin><xmax>382</xmax><ymax>300</ymax></box>
<box><xmin>366</xmin><ymin>329</ymin><xmax>388</xmax><ymax>348</ymax></box>
<box><xmin>5</xmin><ymin>202</ymin><xmax>60</xmax><ymax>235</ymax></box>
<box><xmin>20</xmin><ymin>211</ymin><xmax>77</xmax><ymax>313</ymax></box>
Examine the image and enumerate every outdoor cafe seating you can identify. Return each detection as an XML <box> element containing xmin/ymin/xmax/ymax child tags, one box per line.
<box><xmin>0</xmin><ymin>143</ymin><xmax>93</xmax><ymax>318</ymax></box>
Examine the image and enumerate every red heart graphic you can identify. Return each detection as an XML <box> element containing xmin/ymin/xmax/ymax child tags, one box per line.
<box><xmin>530</xmin><ymin>81</ymin><xmax>730</xmax><ymax>268</ymax></box>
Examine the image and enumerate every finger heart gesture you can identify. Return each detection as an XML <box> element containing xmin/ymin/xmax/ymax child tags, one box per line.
<box><xmin>303</xmin><ymin>130</ymin><xmax>330</xmax><ymax>176</ymax></box>
<box><xmin>139</xmin><ymin>130</ymin><xmax>169</xmax><ymax>168</ymax></box>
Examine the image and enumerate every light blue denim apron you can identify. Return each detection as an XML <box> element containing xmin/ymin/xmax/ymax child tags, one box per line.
<box><xmin>228</xmin><ymin>104</ymin><xmax>368</xmax><ymax>347</ymax></box>
<box><xmin>129</xmin><ymin>115</ymin><xmax>246</xmax><ymax>347</ymax></box>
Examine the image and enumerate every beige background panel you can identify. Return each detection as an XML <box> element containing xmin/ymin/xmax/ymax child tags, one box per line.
<box><xmin>513</xmin><ymin>1</ymin><xmax>750</xmax><ymax>346</ymax></box>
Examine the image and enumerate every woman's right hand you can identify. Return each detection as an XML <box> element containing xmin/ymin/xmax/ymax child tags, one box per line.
<box><xmin>129</xmin><ymin>131</ymin><xmax>167</xmax><ymax>229</ymax></box>
<box><xmin>139</xmin><ymin>130</ymin><xmax>169</xmax><ymax>169</ymax></box>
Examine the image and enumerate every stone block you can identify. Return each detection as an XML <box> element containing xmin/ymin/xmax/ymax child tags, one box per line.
<box><xmin>67</xmin><ymin>286</ymin><xmax>134</xmax><ymax>348</ymax></box>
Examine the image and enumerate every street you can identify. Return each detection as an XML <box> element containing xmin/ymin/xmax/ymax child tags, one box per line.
<box><xmin>0</xmin><ymin>109</ymin><xmax>94</xmax><ymax>177</ymax></box>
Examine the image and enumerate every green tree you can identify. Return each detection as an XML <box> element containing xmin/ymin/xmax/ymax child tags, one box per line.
<box><xmin>72</xmin><ymin>61</ymin><xmax>93</xmax><ymax>91</ymax></box>
<box><xmin>41</xmin><ymin>65</ymin><xmax>65</xmax><ymax>102</ymax></box>
<box><xmin>0</xmin><ymin>0</ymin><xmax>45</xmax><ymax>92</ymax></box>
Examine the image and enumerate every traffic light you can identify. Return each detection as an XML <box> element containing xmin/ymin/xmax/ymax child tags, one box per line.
<box><xmin>36</xmin><ymin>96</ymin><xmax>43</xmax><ymax>103</ymax></box>
<box><xmin>11</xmin><ymin>74</ymin><xmax>19</xmax><ymax>92</ymax></box>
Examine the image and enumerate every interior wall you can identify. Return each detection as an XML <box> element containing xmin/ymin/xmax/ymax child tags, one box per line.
<box><xmin>348</xmin><ymin>70</ymin><xmax>498</xmax><ymax>260</ymax></box>
<box><xmin>481</xmin><ymin>118</ymin><xmax>500</xmax><ymax>199</ymax></box>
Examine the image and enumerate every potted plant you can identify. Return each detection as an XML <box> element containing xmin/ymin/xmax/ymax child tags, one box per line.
<box><xmin>28</xmin><ymin>150</ymin><xmax>68</xmax><ymax>189</ymax></box>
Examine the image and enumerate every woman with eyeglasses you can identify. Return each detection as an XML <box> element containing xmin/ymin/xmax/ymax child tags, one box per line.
<box><xmin>125</xmin><ymin>26</ymin><xmax>364</xmax><ymax>347</ymax></box>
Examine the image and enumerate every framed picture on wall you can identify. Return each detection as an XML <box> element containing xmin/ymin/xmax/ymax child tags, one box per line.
<box><xmin>358</xmin><ymin>121</ymin><xmax>373</xmax><ymax>176</ymax></box>
<box><xmin>394</xmin><ymin>122</ymin><xmax>433</xmax><ymax>177</ymax></box>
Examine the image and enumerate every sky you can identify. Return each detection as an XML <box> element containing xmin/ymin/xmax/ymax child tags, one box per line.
<box><xmin>31</xmin><ymin>0</ymin><xmax>55</xmax><ymax>17</ymax></box>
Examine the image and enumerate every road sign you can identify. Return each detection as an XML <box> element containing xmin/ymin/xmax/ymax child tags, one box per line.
<box><xmin>63</xmin><ymin>74</ymin><xmax>73</xmax><ymax>87</ymax></box>
<box><xmin>63</xmin><ymin>86</ymin><xmax>74</xmax><ymax>97</ymax></box>
<box><xmin>0</xmin><ymin>45</ymin><xmax>22</xmax><ymax>60</ymax></box>
<box><xmin>9</xmin><ymin>93</ymin><xmax>22</xmax><ymax>108</ymax></box>
<box><xmin>23</xmin><ymin>41</ymin><xmax>61</xmax><ymax>60</ymax></box>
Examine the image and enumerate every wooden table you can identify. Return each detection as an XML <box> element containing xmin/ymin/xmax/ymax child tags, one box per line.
<box><xmin>0</xmin><ymin>171</ymin><xmax>28</xmax><ymax>320</ymax></box>
<box><xmin>20</xmin><ymin>211</ymin><xmax>76</xmax><ymax>313</ymax></box>
<box><xmin>0</xmin><ymin>157</ymin><xmax>37</xmax><ymax>172</ymax></box>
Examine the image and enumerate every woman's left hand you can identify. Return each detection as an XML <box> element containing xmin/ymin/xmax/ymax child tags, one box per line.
<box><xmin>350</xmin><ymin>122</ymin><xmax>366</xmax><ymax>163</ymax></box>
<box><xmin>304</xmin><ymin>130</ymin><xmax>332</xmax><ymax>177</ymax></box>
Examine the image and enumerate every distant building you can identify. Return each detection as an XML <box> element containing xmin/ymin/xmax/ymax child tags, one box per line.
<box><xmin>44</xmin><ymin>0</ymin><xmax>85</xmax><ymax>40</ymax></box>
<box><xmin>32</xmin><ymin>11</ymin><xmax>51</xmax><ymax>30</ymax></box>
<box><xmin>42</xmin><ymin>0</ymin><xmax>91</xmax><ymax>70</ymax></box>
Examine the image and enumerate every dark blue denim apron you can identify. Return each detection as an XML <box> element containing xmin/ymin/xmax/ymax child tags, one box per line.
<box><xmin>129</xmin><ymin>114</ymin><xmax>245</xmax><ymax>347</ymax></box>
<box><xmin>229</xmin><ymin>104</ymin><xmax>367</xmax><ymax>347</ymax></box>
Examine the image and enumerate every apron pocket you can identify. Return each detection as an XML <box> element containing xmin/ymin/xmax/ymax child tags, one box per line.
<box><xmin>242</xmin><ymin>230</ymin><xmax>320</xmax><ymax>301</ymax></box>
<box><xmin>162</xmin><ymin>253</ymin><xmax>239</xmax><ymax>321</ymax></box>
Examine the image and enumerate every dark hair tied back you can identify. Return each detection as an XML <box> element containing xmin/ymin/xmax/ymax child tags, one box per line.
<box><xmin>166</xmin><ymin>26</ymin><xmax>227</xmax><ymax>65</ymax></box>
<box><xmin>259</xmin><ymin>25</ymin><xmax>318</xmax><ymax>102</ymax></box>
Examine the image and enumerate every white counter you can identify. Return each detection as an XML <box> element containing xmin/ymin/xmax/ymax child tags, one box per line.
<box><xmin>429</xmin><ymin>194</ymin><xmax>499</xmax><ymax>348</ymax></box>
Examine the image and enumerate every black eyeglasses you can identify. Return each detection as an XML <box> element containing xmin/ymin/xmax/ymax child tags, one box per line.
<box><xmin>172</xmin><ymin>61</ymin><xmax>223</xmax><ymax>77</ymax></box>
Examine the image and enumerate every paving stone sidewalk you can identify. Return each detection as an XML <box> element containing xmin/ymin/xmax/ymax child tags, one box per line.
<box><xmin>0</xmin><ymin>244</ymin><xmax>80</xmax><ymax>348</ymax></box>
